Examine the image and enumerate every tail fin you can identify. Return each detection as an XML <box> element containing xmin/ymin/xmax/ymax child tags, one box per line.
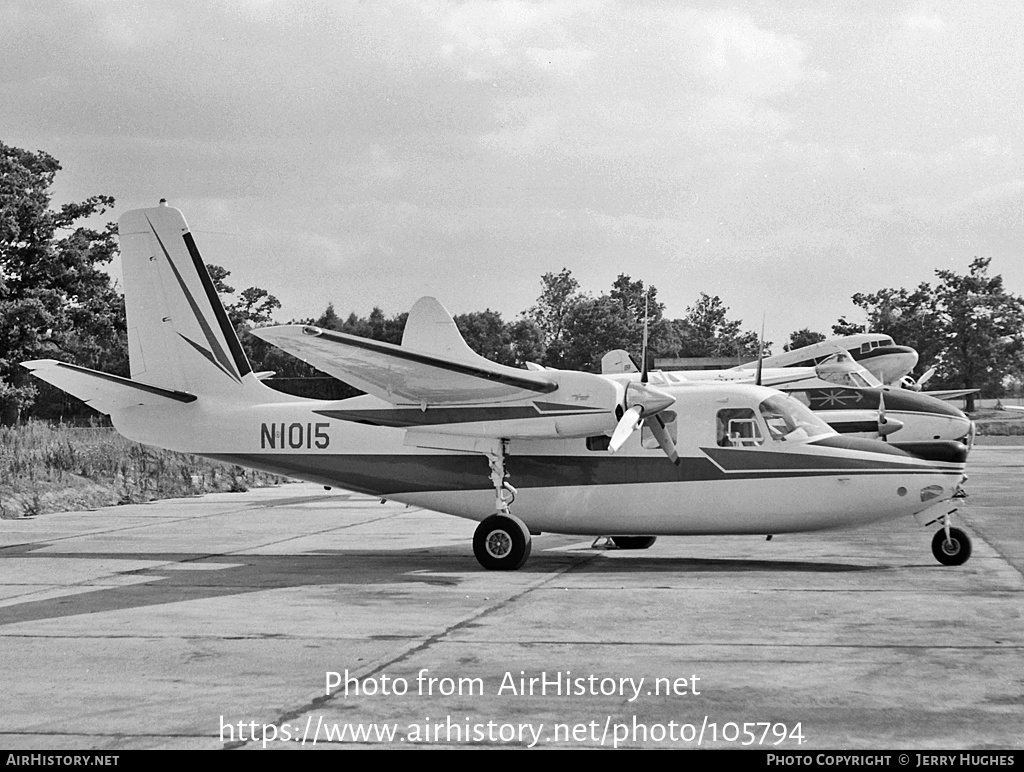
<box><xmin>400</xmin><ymin>296</ymin><xmax>484</xmax><ymax>365</ymax></box>
<box><xmin>118</xmin><ymin>203</ymin><xmax>253</xmax><ymax>396</ymax></box>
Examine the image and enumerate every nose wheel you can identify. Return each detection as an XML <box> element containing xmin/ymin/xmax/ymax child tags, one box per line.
<box><xmin>929</xmin><ymin>487</ymin><xmax>972</xmax><ymax>566</ymax></box>
<box><xmin>932</xmin><ymin>526</ymin><xmax>971</xmax><ymax>566</ymax></box>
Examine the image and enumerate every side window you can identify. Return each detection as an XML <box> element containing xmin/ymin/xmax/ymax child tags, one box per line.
<box><xmin>716</xmin><ymin>408</ymin><xmax>763</xmax><ymax>447</ymax></box>
<box><xmin>860</xmin><ymin>342</ymin><xmax>872</xmax><ymax>354</ymax></box>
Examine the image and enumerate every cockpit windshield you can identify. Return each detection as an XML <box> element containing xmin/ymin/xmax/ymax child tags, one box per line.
<box><xmin>758</xmin><ymin>394</ymin><xmax>834</xmax><ymax>442</ymax></box>
<box><xmin>820</xmin><ymin>369</ymin><xmax>880</xmax><ymax>388</ymax></box>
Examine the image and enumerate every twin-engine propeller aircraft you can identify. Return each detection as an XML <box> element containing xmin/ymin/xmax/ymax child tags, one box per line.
<box><xmin>23</xmin><ymin>204</ymin><xmax>973</xmax><ymax>570</ymax></box>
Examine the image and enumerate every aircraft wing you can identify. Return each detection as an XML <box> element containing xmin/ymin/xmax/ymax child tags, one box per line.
<box><xmin>923</xmin><ymin>388</ymin><xmax>981</xmax><ymax>401</ymax></box>
<box><xmin>251</xmin><ymin>325</ymin><xmax>557</xmax><ymax>405</ymax></box>
<box><xmin>21</xmin><ymin>360</ymin><xmax>197</xmax><ymax>414</ymax></box>
<box><xmin>731</xmin><ymin>369</ymin><xmax>821</xmax><ymax>388</ymax></box>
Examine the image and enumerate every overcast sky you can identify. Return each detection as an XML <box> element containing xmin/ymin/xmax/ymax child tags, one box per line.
<box><xmin>3</xmin><ymin>0</ymin><xmax>1022</xmax><ymax>350</ymax></box>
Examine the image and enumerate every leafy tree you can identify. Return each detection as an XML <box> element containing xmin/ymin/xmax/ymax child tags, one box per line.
<box><xmin>847</xmin><ymin>284</ymin><xmax>946</xmax><ymax>375</ymax></box>
<box><xmin>557</xmin><ymin>295</ymin><xmax>637</xmax><ymax>372</ymax></box>
<box><xmin>206</xmin><ymin>263</ymin><xmax>282</xmax><ymax>329</ymax></box>
<box><xmin>831</xmin><ymin>316</ymin><xmax>865</xmax><ymax>336</ymax></box>
<box><xmin>454</xmin><ymin>311</ymin><xmax>544</xmax><ymax>367</ymax></box>
<box><xmin>525</xmin><ymin>268</ymin><xmax>585</xmax><ymax>364</ymax></box>
<box><xmin>665</xmin><ymin>294</ymin><xmax>766</xmax><ymax>360</ymax></box>
<box><xmin>932</xmin><ymin>258</ymin><xmax>1024</xmax><ymax>411</ymax></box>
<box><xmin>786</xmin><ymin>328</ymin><xmax>826</xmax><ymax>352</ymax></box>
<box><xmin>837</xmin><ymin>258</ymin><xmax>1024</xmax><ymax>411</ymax></box>
<box><xmin>0</xmin><ymin>142</ymin><xmax>125</xmax><ymax>423</ymax></box>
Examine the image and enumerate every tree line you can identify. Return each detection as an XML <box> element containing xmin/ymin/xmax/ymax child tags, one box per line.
<box><xmin>3</xmin><ymin>140</ymin><xmax>1023</xmax><ymax>423</ymax></box>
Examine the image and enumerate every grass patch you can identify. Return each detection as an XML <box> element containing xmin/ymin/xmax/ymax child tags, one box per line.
<box><xmin>0</xmin><ymin>421</ymin><xmax>286</xmax><ymax>518</ymax></box>
<box><xmin>972</xmin><ymin>407</ymin><xmax>1024</xmax><ymax>436</ymax></box>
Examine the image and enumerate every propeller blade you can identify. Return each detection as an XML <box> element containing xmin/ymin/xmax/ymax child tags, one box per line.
<box><xmin>648</xmin><ymin>414</ymin><xmax>680</xmax><ymax>465</ymax></box>
<box><xmin>609</xmin><ymin>405</ymin><xmax>643</xmax><ymax>453</ymax></box>
<box><xmin>918</xmin><ymin>367</ymin><xmax>936</xmax><ymax>388</ymax></box>
<box><xmin>640</xmin><ymin>290</ymin><xmax>650</xmax><ymax>383</ymax></box>
<box><xmin>878</xmin><ymin>390</ymin><xmax>887</xmax><ymax>442</ymax></box>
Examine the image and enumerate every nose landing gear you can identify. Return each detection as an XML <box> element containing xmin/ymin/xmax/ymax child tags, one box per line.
<box><xmin>930</xmin><ymin>488</ymin><xmax>971</xmax><ymax>566</ymax></box>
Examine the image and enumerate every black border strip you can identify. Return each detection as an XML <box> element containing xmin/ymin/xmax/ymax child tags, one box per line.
<box><xmin>307</xmin><ymin>327</ymin><xmax>557</xmax><ymax>394</ymax></box>
<box><xmin>53</xmin><ymin>362</ymin><xmax>197</xmax><ymax>403</ymax></box>
<box><xmin>182</xmin><ymin>232</ymin><xmax>253</xmax><ymax>378</ymax></box>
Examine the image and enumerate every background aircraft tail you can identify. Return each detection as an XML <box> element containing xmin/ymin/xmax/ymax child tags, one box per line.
<box><xmin>117</xmin><ymin>203</ymin><xmax>256</xmax><ymax>397</ymax></box>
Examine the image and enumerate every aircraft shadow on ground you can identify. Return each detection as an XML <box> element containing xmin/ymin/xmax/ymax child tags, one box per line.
<box><xmin>0</xmin><ymin>541</ymin><xmax>878</xmax><ymax>626</ymax></box>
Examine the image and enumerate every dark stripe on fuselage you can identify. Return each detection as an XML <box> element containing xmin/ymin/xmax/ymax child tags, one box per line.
<box><xmin>889</xmin><ymin>441</ymin><xmax>969</xmax><ymax>464</ymax></box>
<box><xmin>307</xmin><ymin>328</ymin><xmax>557</xmax><ymax>394</ymax></box>
<box><xmin>205</xmin><ymin>448</ymin><xmax>955</xmax><ymax>496</ymax></box>
<box><xmin>852</xmin><ymin>346</ymin><xmax>915</xmax><ymax>364</ymax></box>
<box><xmin>830</xmin><ymin>421</ymin><xmax>887</xmax><ymax>434</ymax></box>
<box><xmin>809</xmin><ymin>434</ymin><xmax>920</xmax><ymax>458</ymax></box>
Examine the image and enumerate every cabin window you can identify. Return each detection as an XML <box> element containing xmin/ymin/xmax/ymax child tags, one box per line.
<box><xmin>586</xmin><ymin>435</ymin><xmax>611</xmax><ymax>451</ymax></box>
<box><xmin>716</xmin><ymin>408</ymin><xmax>763</xmax><ymax>447</ymax></box>
<box><xmin>860</xmin><ymin>342</ymin><xmax>872</xmax><ymax>354</ymax></box>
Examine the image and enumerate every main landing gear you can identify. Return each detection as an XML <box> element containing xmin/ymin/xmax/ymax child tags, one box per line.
<box><xmin>929</xmin><ymin>489</ymin><xmax>972</xmax><ymax>566</ymax></box>
<box><xmin>473</xmin><ymin>442</ymin><xmax>532</xmax><ymax>570</ymax></box>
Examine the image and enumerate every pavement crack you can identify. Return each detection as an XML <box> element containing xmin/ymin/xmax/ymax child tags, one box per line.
<box><xmin>243</xmin><ymin>551</ymin><xmax>597</xmax><ymax>749</ymax></box>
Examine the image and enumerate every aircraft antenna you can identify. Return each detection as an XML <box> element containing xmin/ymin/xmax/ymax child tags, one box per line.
<box><xmin>755</xmin><ymin>314</ymin><xmax>766</xmax><ymax>386</ymax></box>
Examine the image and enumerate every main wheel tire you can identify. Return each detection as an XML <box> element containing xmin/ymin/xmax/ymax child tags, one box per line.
<box><xmin>473</xmin><ymin>514</ymin><xmax>532</xmax><ymax>570</ymax></box>
<box><xmin>610</xmin><ymin>536</ymin><xmax>657</xmax><ymax>550</ymax></box>
<box><xmin>932</xmin><ymin>527</ymin><xmax>971</xmax><ymax>566</ymax></box>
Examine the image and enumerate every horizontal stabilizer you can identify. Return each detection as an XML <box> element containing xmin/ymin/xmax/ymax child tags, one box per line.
<box><xmin>22</xmin><ymin>360</ymin><xmax>196</xmax><ymax>415</ymax></box>
<box><xmin>252</xmin><ymin>325</ymin><xmax>557</xmax><ymax>405</ymax></box>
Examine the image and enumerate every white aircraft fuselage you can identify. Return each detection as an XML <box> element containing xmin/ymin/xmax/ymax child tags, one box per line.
<box><xmin>107</xmin><ymin>378</ymin><xmax>965</xmax><ymax>537</ymax></box>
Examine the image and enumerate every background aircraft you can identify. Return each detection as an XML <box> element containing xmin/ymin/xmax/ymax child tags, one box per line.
<box><xmin>23</xmin><ymin>204</ymin><xmax>972</xmax><ymax>570</ymax></box>
<box><xmin>741</xmin><ymin>333</ymin><xmax>980</xmax><ymax>403</ymax></box>
<box><xmin>604</xmin><ymin>351</ymin><xmax>973</xmax><ymax>462</ymax></box>
<box><xmin>743</xmin><ymin>333</ymin><xmax>918</xmax><ymax>384</ymax></box>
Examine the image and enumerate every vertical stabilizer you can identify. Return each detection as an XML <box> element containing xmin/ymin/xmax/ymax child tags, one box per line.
<box><xmin>401</xmin><ymin>296</ymin><xmax>482</xmax><ymax>364</ymax></box>
<box><xmin>118</xmin><ymin>203</ymin><xmax>253</xmax><ymax>396</ymax></box>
